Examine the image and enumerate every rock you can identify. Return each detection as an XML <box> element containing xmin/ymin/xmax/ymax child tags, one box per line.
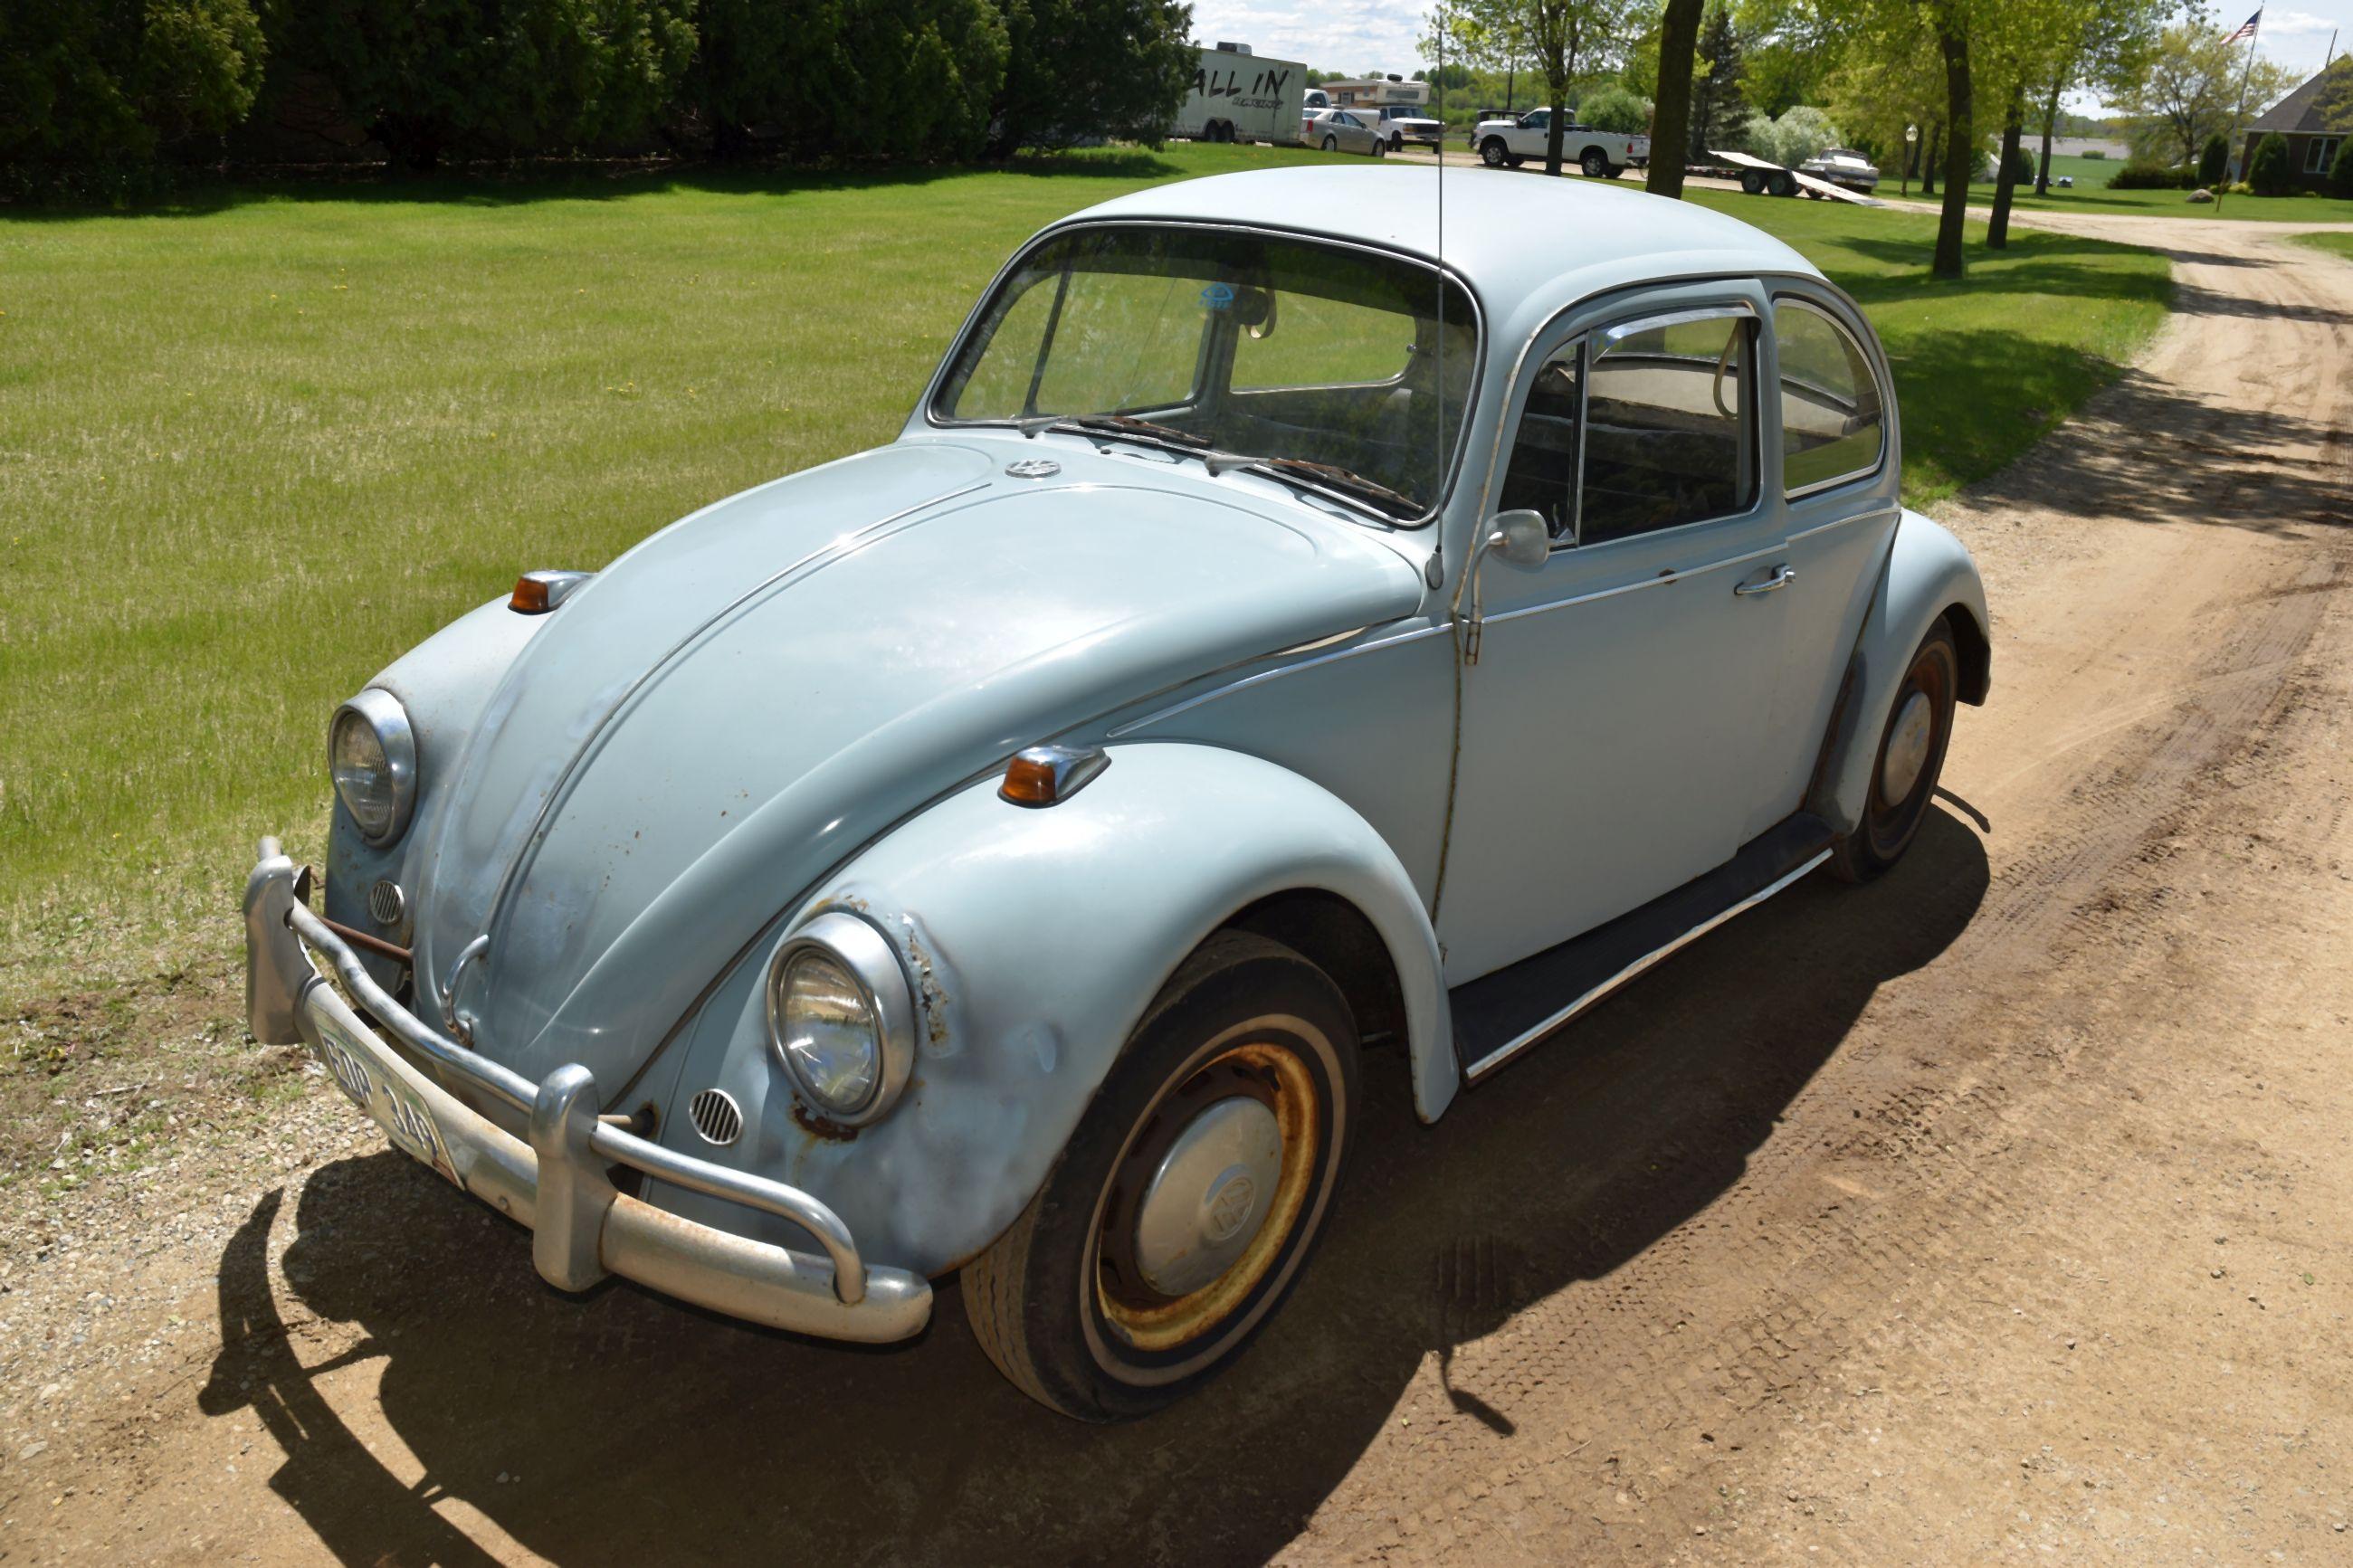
<box><xmin>2186</xmin><ymin>189</ymin><xmax>2215</xmax><ymax>204</ymax></box>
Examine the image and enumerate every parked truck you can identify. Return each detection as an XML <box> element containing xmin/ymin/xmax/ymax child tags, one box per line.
<box><xmin>1170</xmin><ymin>43</ymin><xmax>1308</xmax><ymax>145</ymax></box>
<box><xmin>1470</xmin><ymin>108</ymin><xmax>1650</xmax><ymax>177</ymax></box>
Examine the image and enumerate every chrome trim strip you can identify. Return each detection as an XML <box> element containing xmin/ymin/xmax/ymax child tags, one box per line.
<box><xmin>1462</xmin><ymin>848</ymin><xmax>1832</xmax><ymax>1081</ymax></box>
<box><xmin>1481</xmin><ymin>539</ymin><xmax>1786</xmax><ymax>626</ymax></box>
<box><xmin>472</xmin><ymin>478</ymin><xmax>993</xmax><ymax>957</ymax></box>
<box><xmin>1786</xmin><ymin>505</ymin><xmax>1895</xmax><ymax>543</ymax></box>
<box><xmin>1106</xmin><ymin>622</ymin><xmax>1453</xmax><ymax>737</ymax></box>
<box><xmin>1602</xmin><ymin>300</ymin><xmax>1758</xmax><ymax>344</ymax></box>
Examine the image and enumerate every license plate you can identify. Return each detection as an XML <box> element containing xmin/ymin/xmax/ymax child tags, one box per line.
<box><xmin>313</xmin><ymin>1014</ymin><xmax>462</xmax><ymax>1188</ymax></box>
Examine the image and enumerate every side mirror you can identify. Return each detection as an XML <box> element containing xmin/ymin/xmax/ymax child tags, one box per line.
<box><xmin>1484</xmin><ymin>508</ymin><xmax>1550</xmax><ymax>569</ymax></box>
<box><xmin>1453</xmin><ymin>509</ymin><xmax>1552</xmax><ymax>666</ymax></box>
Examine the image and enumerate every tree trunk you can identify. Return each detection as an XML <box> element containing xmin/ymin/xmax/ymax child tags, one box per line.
<box><xmin>1646</xmin><ymin>0</ymin><xmax>1705</xmax><ymax>199</ymax></box>
<box><xmin>1988</xmin><ymin>84</ymin><xmax>2024</xmax><ymax>249</ymax></box>
<box><xmin>1546</xmin><ymin>90</ymin><xmax>1567</xmax><ymax>175</ymax></box>
<box><xmin>1933</xmin><ymin>24</ymin><xmax>1973</xmax><ymax>280</ymax></box>
<box><xmin>1922</xmin><ymin>119</ymin><xmax>1940</xmax><ymax>196</ymax></box>
<box><xmin>2034</xmin><ymin>69</ymin><xmax>2062</xmax><ymax>195</ymax></box>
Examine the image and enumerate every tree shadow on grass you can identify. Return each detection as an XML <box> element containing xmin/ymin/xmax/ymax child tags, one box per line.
<box><xmin>4</xmin><ymin>149</ymin><xmax>1195</xmax><ymax>222</ymax></box>
<box><xmin>202</xmin><ymin>813</ymin><xmax>1989</xmax><ymax>1564</ymax></box>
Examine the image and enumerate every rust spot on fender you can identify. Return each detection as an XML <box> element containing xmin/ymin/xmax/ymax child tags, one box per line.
<box><xmin>790</xmin><ymin>1101</ymin><xmax>859</xmax><ymax>1142</ymax></box>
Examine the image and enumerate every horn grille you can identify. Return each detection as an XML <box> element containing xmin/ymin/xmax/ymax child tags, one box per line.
<box><xmin>689</xmin><ymin>1088</ymin><xmax>744</xmax><ymax>1146</ymax></box>
<box><xmin>367</xmin><ymin>879</ymin><xmax>406</xmax><ymax>926</ymax></box>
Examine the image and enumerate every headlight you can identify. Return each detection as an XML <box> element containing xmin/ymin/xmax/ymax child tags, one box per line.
<box><xmin>767</xmin><ymin>912</ymin><xmax>916</xmax><ymax>1126</ymax></box>
<box><xmin>329</xmin><ymin>689</ymin><xmax>417</xmax><ymax>846</ymax></box>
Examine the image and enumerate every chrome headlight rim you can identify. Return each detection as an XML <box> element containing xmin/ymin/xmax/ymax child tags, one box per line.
<box><xmin>765</xmin><ymin>911</ymin><xmax>917</xmax><ymax>1127</ymax></box>
<box><xmin>329</xmin><ymin>689</ymin><xmax>418</xmax><ymax>848</ymax></box>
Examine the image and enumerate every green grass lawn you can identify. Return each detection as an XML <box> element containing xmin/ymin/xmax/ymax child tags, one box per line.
<box><xmin>0</xmin><ymin>145</ymin><xmax>2169</xmax><ymax>1006</ymax></box>
<box><xmin>2291</xmin><ymin>230</ymin><xmax>2353</xmax><ymax>261</ymax></box>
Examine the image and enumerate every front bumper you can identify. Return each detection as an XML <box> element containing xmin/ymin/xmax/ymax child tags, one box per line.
<box><xmin>243</xmin><ymin>839</ymin><xmax>932</xmax><ymax>1343</ymax></box>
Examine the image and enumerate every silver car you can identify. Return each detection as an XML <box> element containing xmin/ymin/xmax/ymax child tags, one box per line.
<box><xmin>1797</xmin><ymin>147</ymin><xmax>1881</xmax><ymax>195</ymax></box>
<box><xmin>1304</xmin><ymin>108</ymin><xmax>1387</xmax><ymax>157</ymax></box>
<box><xmin>246</xmin><ymin>165</ymin><xmax>1986</xmax><ymax>1422</ymax></box>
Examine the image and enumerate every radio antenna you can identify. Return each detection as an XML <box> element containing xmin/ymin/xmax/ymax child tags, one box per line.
<box><xmin>1426</xmin><ymin>5</ymin><xmax>1449</xmax><ymax>589</ymax></box>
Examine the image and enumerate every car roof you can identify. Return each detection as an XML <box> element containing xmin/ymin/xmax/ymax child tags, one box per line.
<box><xmin>1055</xmin><ymin>166</ymin><xmax>1822</xmax><ymax>328</ymax></box>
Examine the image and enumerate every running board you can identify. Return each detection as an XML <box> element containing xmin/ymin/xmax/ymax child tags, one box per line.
<box><xmin>1451</xmin><ymin>813</ymin><xmax>1835</xmax><ymax>1083</ymax></box>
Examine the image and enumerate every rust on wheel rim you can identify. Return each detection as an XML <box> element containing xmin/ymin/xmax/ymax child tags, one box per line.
<box><xmin>1094</xmin><ymin>1041</ymin><xmax>1321</xmax><ymax>1354</ymax></box>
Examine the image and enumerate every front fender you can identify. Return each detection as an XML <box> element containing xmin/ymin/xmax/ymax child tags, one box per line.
<box><xmin>1812</xmin><ymin>509</ymin><xmax>1991</xmax><ymax>835</ymax></box>
<box><xmin>644</xmin><ymin>743</ymin><xmax>1452</xmax><ymax>1278</ymax></box>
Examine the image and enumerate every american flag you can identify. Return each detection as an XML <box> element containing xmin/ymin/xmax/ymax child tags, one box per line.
<box><xmin>2224</xmin><ymin>9</ymin><xmax>2261</xmax><ymax>44</ymax></box>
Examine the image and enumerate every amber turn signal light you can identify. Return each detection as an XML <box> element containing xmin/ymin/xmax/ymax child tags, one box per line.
<box><xmin>999</xmin><ymin>745</ymin><xmax>1110</xmax><ymax>808</ymax></box>
<box><xmin>509</xmin><ymin>568</ymin><xmax>593</xmax><ymax>614</ymax></box>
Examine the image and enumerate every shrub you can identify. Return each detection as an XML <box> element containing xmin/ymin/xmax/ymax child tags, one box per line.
<box><xmin>2198</xmin><ymin>133</ymin><xmax>2229</xmax><ymax>185</ymax></box>
<box><xmin>1577</xmin><ymin>84</ymin><xmax>1650</xmax><ymax>136</ymax></box>
<box><xmin>2081</xmin><ymin>147</ymin><xmax>2108</xmax><ymax>159</ymax></box>
<box><xmin>2108</xmin><ymin>160</ymin><xmax>2196</xmax><ymax>190</ymax></box>
<box><xmin>2331</xmin><ymin>136</ymin><xmax>2353</xmax><ymax>200</ymax></box>
<box><xmin>0</xmin><ymin>0</ymin><xmax>265</xmax><ymax>178</ymax></box>
<box><xmin>1738</xmin><ymin>104</ymin><xmax>1842</xmax><ymax>170</ymax></box>
<box><xmin>2248</xmin><ymin>130</ymin><xmax>2292</xmax><ymax>195</ymax></box>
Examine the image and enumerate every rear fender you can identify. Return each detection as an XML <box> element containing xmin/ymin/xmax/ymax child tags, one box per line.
<box><xmin>1810</xmin><ymin>509</ymin><xmax>1991</xmax><ymax>834</ymax></box>
<box><xmin>647</xmin><ymin>743</ymin><xmax>1452</xmax><ymax>1278</ymax></box>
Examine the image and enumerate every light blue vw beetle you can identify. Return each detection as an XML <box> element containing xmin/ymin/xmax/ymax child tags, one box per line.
<box><xmin>244</xmin><ymin>166</ymin><xmax>1988</xmax><ymax>1420</ymax></box>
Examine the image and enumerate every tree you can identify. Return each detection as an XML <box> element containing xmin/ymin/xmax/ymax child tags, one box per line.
<box><xmin>263</xmin><ymin>0</ymin><xmax>698</xmax><ymax>169</ymax></box>
<box><xmin>1688</xmin><ymin>3</ymin><xmax>1746</xmax><ymax>159</ymax></box>
<box><xmin>2246</xmin><ymin>128</ymin><xmax>2291</xmax><ymax>195</ymax></box>
<box><xmin>2027</xmin><ymin>0</ymin><xmax>2160</xmax><ymax>195</ymax></box>
<box><xmin>1739</xmin><ymin>103</ymin><xmax>1840</xmax><ymax>166</ymax></box>
<box><xmin>1525</xmin><ymin>0</ymin><xmax>1634</xmax><ymax>174</ymax></box>
<box><xmin>1644</xmin><ymin>0</ymin><xmax>1705</xmax><ymax>196</ymax></box>
<box><xmin>0</xmin><ymin>0</ymin><xmax>265</xmax><ymax>177</ymax></box>
<box><xmin>1735</xmin><ymin>0</ymin><xmax>1841</xmax><ymax>115</ymax></box>
<box><xmin>2117</xmin><ymin>17</ymin><xmax>2293</xmax><ymax>170</ymax></box>
<box><xmin>985</xmin><ymin>0</ymin><xmax>1194</xmax><ymax>156</ymax></box>
<box><xmin>2197</xmin><ymin>130</ymin><xmax>2228</xmax><ymax>185</ymax></box>
<box><xmin>1581</xmin><ymin>83</ymin><xmax>1650</xmax><ymax>132</ymax></box>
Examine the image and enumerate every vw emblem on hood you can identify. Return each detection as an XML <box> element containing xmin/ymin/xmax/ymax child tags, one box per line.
<box><xmin>1004</xmin><ymin>458</ymin><xmax>1061</xmax><ymax>480</ymax></box>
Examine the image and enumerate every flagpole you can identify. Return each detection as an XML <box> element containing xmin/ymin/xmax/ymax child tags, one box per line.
<box><xmin>2217</xmin><ymin>12</ymin><xmax>2261</xmax><ymax>215</ymax></box>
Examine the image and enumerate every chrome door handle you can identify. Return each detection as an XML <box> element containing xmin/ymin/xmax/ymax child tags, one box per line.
<box><xmin>1734</xmin><ymin>565</ymin><xmax>1796</xmax><ymax>596</ymax></box>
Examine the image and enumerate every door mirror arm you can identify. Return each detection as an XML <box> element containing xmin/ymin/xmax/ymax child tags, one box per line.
<box><xmin>1452</xmin><ymin>508</ymin><xmax>1550</xmax><ymax>665</ymax></box>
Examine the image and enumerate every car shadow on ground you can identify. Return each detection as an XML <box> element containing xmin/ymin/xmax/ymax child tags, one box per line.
<box><xmin>201</xmin><ymin>810</ymin><xmax>1988</xmax><ymax>1565</ymax></box>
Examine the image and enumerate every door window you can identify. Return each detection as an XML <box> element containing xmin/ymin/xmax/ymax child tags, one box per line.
<box><xmin>1580</xmin><ymin>314</ymin><xmax>1757</xmax><ymax>544</ymax></box>
<box><xmin>1774</xmin><ymin>299</ymin><xmax>1884</xmax><ymax>495</ymax></box>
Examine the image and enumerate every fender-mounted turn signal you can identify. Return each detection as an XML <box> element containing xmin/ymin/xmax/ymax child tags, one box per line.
<box><xmin>510</xmin><ymin>569</ymin><xmax>594</xmax><ymax>614</ymax></box>
<box><xmin>1000</xmin><ymin>745</ymin><xmax>1110</xmax><ymax>808</ymax></box>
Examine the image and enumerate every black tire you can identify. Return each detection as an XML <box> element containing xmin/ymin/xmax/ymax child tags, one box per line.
<box><xmin>1832</xmin><ymin>619</ymin><xmax>1960</xmax><ymax>883</ymax></box>
<box><xmin>1371</xmin><ymin>137</ymin><xmax>1386</xmax><ymax>158</ymax></box>
<box><xmin>1769</xmin><ymin>170</ymin><xmax>1798</xmax><ymax>196</ymax></box>
<box><xmin>1389</xmin><ymin>133</ymin><xmax>1404</xmax><ymax>152</ymax></box>
<box><xmin>965</xmin><ymin>931</ymin><xmax>1359</xmax><ymax>1421</ymax></box>
<box><xmin>1481</xmin><ymin>137</ymin><xmax>1509</xmax><ymax>168</ymax></box>
<box><xmin>1580</xmin><ymin>147</ymin><xmax>1608</xmax><ymax>178</ymax></box>
<box><xmin>1321</xmin><ymin>135</ymin><xmax>1338</xmax><ymax>153</ymax></box>
<box><xmin>1741</xmin><ymin>168</ymin><xmax>1767</xmax><ymax>195</ymax></box>
<box><xmin>1805</xmin><ymin>188</ymin><xmax>1824</xmax><ymax>199</ymax></box>
<box><xmin>1505</xmin><ymin>154</ymin><xmax>1526</xmax><ymax>168</ymax></box>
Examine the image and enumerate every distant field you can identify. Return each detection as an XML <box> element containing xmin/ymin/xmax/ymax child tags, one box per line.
<box><xmin>0</xmin><ymin>146</ymin><xmax>2167</xmax><ymax>1005</ymax></box>
<box><xmin>1968</xmin><ymin>152</ymin><xmax>2353</xmax><ymax>221</ymax></box>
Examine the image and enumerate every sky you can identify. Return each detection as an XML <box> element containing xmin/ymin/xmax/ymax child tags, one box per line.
<box><xmin>1184</xmin><ymin>2</ymin><xmax>2351</xmax><ymax>106</ymax></box>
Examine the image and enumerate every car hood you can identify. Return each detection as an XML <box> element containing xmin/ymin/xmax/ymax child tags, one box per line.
<box><xmin>405</xmin><ymin>437</ymin><xmax>1424</xmax><ymax>1088</ymax></box>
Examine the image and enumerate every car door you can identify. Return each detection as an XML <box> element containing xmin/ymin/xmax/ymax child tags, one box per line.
<box><xmin>1747</xmin><ymin>285</ymin><xmax>1904</xmax><ymax>838</ymax></box>
<box><xmin>1436</xmin><ymin>286</ymin><xmax>1794</xmax><ymax>984</ymax></box>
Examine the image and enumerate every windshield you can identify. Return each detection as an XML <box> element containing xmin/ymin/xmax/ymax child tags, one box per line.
<box><xmin>933</xmin><ymin>224</ymin><xmax>1479</xmax><ymax>522</ymax></box>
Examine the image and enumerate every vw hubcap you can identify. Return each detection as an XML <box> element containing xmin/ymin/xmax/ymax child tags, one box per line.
<box><xmin>1881</xmin><ymin>689</ymin><xmax>1935</xmax><ymax>803</ymax></box>
<box><xmin>1132</xmin><ymin>1097</ymin><xmax>1282</xmax><ymax>1297</ymax></box>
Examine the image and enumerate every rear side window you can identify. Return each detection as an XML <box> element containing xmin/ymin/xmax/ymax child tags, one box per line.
<box><xmin>1776</xmin><ymin>299</ymin><xmax>1885</xmax><ymax>494</ymax></box>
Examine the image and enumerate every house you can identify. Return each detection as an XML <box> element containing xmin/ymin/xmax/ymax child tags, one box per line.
<box><xmin>2240</xmin><ymin>57</ymin><xmax>2349</xmax><ymax>188</ymax></box>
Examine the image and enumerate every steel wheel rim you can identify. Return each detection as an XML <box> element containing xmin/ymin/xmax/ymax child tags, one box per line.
<box><xmin>1091</xmin><ymin>1039</ymin><xmax>1321</xmax><ymax>1356</ymax></box>
<box><xmin>1866</xmin><ymin>642</ymin><xmax>1954</xmax><ymax>858</ymax></box>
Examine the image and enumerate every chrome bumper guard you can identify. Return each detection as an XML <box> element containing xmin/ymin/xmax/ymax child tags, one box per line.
<box><xmin>242</xmin><ymin>839</ymin><xmax>931</xmax><ymax>1344</ymax></box>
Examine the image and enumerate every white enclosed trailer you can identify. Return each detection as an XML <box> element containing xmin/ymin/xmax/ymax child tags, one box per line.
<box><xmin>1170</xmin><ymin>43</ymin><xmax>1307</xmax><ymax>145</ymax></box>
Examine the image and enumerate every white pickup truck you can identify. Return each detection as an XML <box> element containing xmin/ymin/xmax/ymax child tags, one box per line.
<box><xmin>1470</xmin><ymin>109</ymin><xmax>1649</xmax><ymax>178</ymax></box>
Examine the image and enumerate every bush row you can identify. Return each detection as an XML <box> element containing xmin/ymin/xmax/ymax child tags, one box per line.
<box><xmin>0</xmin><ymin>0</ymin><xmax>1198</xmax><ymax>190</ymax></box>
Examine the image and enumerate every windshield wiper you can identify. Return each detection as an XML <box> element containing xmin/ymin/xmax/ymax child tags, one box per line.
<box><xmin>1199</xmin><ymin>451</ymin><xmax>1420</xmax><ymax>518</ymax></box>
<box><xmin>1015</xmin><ymin>413</ymin><xmax>1210</xmax><ymax>450</ymax></box>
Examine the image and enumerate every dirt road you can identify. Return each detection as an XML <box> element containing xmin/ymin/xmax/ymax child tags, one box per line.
<box><xmin>5</xmin><ymin>214</ymin><xmax>2350</xmax><ymax>1565</ymax></box>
